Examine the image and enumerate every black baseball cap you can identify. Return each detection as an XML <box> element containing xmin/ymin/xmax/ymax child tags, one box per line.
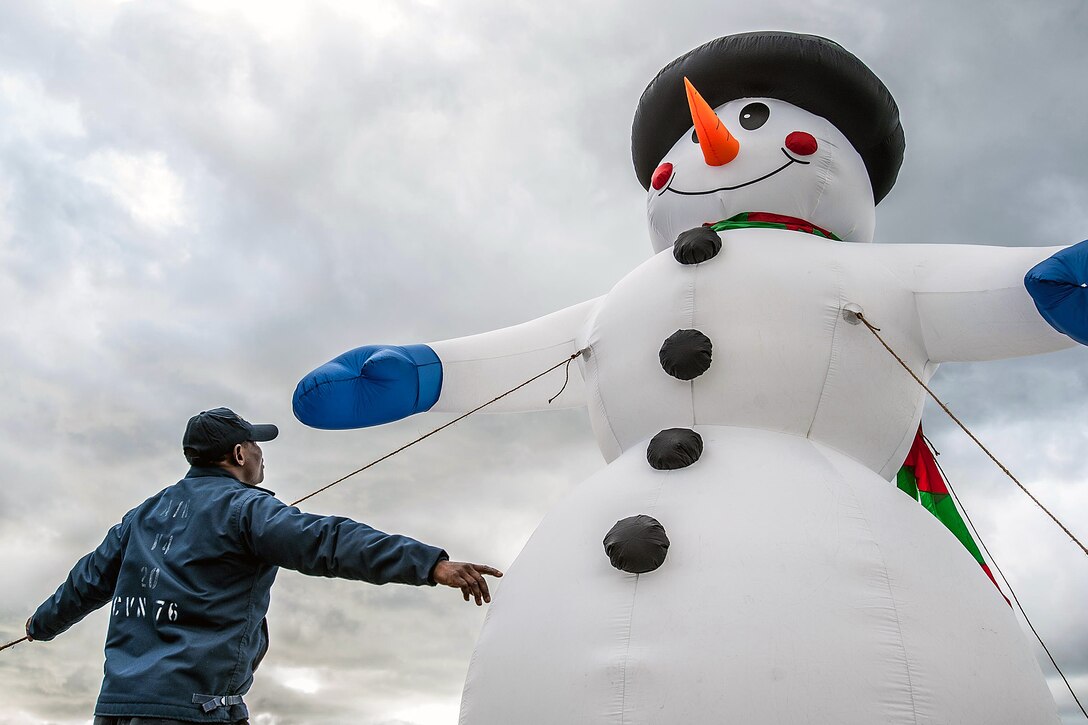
<box><xmin>183</xmin><ymin>407</ymin><xmax>279</xmax><ymax>461</ymax></box>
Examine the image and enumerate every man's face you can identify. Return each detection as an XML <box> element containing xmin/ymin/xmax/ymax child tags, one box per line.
<box><xmin>241</xmin><ymin>440</ymin><xmax>265</xmax><ymax>485</ymax></box>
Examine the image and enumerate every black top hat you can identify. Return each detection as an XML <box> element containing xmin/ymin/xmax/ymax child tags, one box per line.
<box><xmin>183</xmin><ymin>407</ymin><xmax>278</xmax><ymax>462</ymax></box>
<box><xmin>631</xmin><ymin>31</ymin><xmax>905</xmax><ymax>204</ymax></box>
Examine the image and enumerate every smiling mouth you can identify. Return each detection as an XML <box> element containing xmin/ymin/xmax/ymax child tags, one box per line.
<box><xmin>658</xmin><ymin>148</ymin><xmax>810</xmax><ymax>197</ymax></box>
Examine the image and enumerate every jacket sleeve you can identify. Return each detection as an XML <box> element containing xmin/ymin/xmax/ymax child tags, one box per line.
<box><xmin>28</xmin><ymin>522</ymin><xmax>125</xmax><ymax>641</ymax></box>
<box><xmin>234</xmin><ymin>492</ymin><xmax>447</xmax><ymax>585</ymax></box>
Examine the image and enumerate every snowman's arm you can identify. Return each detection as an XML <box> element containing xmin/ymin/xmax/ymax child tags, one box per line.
<box><xmin>293</xmin><ymin>298</ymin><xmax>600</xmax><ymax>429</ymax></box>
<box><xmin>877</xmin><ymin>242</ymin><xmax>1085</xmax><ymax>362</ymax></box>
<box><xmin>428</xmin><ymin>297</ymin><xmax>600</xmax><ymax>415</ymax></box>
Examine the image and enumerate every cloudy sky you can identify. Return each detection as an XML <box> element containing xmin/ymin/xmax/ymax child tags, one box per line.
<box><xmin>1</xmin><ymin>0</ymin><xmax>1086</xmax><ymax>723</ymax></box>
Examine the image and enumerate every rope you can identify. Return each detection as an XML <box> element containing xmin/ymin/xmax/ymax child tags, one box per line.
<box><xmin>547</xmin><ymin>354</ymin><xmax>579</xmax><ymax>404</ymax></box>
<box><xmin>856</xmin><ymin>312</ymin><xmax>1088</xmax><ymax>557</ymax></box>
<box><xmin>924</xmin><ymin>437</ymin><xmax>1087</xmax><ymax>720</ymax></box>
<box><xmin>0</xmin><ymin>636</ymin><xmax>28</xmax><ymax>652</ymax></box>
<box><xmin>862</xmin><ymin>315</ymin><xmax>1085</xmax><ymax>714</ymax></box>
<box><xmin>290</xmin><ymin>349</ymin><xmax>585</xmax><ymax>507</ymax></box>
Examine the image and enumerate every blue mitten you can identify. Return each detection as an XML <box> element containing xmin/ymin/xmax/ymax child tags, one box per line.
<box><xmin>1025</xmin><ymin>240</ymin><xmax>1088</xmax><ymax>346</ymax></box>
<box><xmin>293</xmin><ymin>344</ymin><xmax>442</xmax><ymax>429</ymax></box>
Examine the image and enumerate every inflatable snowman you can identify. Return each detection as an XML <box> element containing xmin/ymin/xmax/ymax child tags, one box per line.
<box><xmin>295</xmin><ymin>32</ymin><xmax>1088</xmax><ymax>724</ymax></box>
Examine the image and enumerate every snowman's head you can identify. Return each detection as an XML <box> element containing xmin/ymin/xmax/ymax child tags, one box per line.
<box><xmin>632</xmin><ymin>32</ymin><xmax>905</xmax><ymax>254</ymax></box>
<box><xmin>645</xmin><ymin>87</ymin><xmax>875</xmax><ymax>252</ymax></box>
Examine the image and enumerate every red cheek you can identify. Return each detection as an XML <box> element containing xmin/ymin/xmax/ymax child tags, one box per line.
<box><xmin>785</xmin><ymin>131</ymin><xmax>818</xmax><ymax>156</ymax></box>
<box><xmin>651</xmin><ymin>162</ymin><xmax>673</xmax><ymax>190</ymax></box>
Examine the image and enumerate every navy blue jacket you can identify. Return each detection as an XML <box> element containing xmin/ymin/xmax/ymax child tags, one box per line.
<box><xmin>28</xmin><ymin>466</ymin><xmax>447</xmax><ymax>722</ymax></box>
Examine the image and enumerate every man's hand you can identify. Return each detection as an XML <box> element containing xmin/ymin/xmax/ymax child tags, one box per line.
<box><xmin>24</xmin><ymin>617</ymin><xmax>33</xmax><ymax>642</ymax></box>
<box><xmin>433</xmin><ymin>561</ymin><xmax>503</xmax><ymax>605</ymax></box>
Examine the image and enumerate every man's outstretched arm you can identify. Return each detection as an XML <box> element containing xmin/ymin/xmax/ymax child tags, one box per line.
<box><xmin>27</xmin><ymin>522</ymin><xmax>125</xmax><ymax>641</ymax></box>
<box><xmin>236</xmin><ymin>491</ymin><xmax>502</xmax><ymax>603</ymax></box>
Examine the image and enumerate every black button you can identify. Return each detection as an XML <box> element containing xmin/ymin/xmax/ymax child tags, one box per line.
<box><xmin>646</xmin><ymin>428</ymin><xmax>703</xmax><ymax>470</ymax></box>
<box><xmin>603</xmin><ymin>515</ymin><xmax>670</xmax><ymax>574</ymax></box>
<box><xmin>673</xmin><ymin>226</ymin><xmax>721</xmax><ymax>265</ymax></box>
<box><xmin>659</xmin><ymin>329</ymin><xmax>712</xmax><ymax>380</ymax></box>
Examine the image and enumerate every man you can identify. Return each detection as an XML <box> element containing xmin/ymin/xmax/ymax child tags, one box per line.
<box><xmin>25</xmin><ymin>407</ymin><xmax>502</xmax><ymax>724</ymax></box>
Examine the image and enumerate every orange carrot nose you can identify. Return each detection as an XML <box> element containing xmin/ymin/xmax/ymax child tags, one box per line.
<box><xmin>684</xmin><ymin>77</ymin><xmax>739</xmax><ymax>166</ymax></box>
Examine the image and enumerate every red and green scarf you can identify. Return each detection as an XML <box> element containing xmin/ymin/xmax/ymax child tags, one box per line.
<box><xmin>706</xmin><ymin>211</ymin><xmax>841</xmax><ymax>240</ymax></box>
<box><xmin>897</xmin><ymin>427</ymin><xmax>1007</xmax><ymax>602</ymax></box>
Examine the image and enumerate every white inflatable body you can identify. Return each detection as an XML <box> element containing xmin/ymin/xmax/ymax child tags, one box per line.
<box><xmin>444</xmin><ymin>232</ymin><xmax>1068</xmax><ymax>724</ymax></box>
<box><xmin>418</xmin><ymin>94</ymin><xmax>1072</xmax><ymax>722</ymax></box>
<box><xmin>463</xmin><ymin>428</ymin><xmax>1049</xmax><ymax>724</ymax></box>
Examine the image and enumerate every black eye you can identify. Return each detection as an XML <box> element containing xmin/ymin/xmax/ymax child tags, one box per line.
<box><xmin>739</xmin><ymin>102</ymin><xmax>769</xmax><ymax>130</ymax></box>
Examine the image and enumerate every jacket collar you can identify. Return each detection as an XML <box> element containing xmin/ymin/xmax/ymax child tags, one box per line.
<box><xmin>184</xmin><ymin>465</ymin><xmax>276</xmax><ymax>495</ymax></box>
